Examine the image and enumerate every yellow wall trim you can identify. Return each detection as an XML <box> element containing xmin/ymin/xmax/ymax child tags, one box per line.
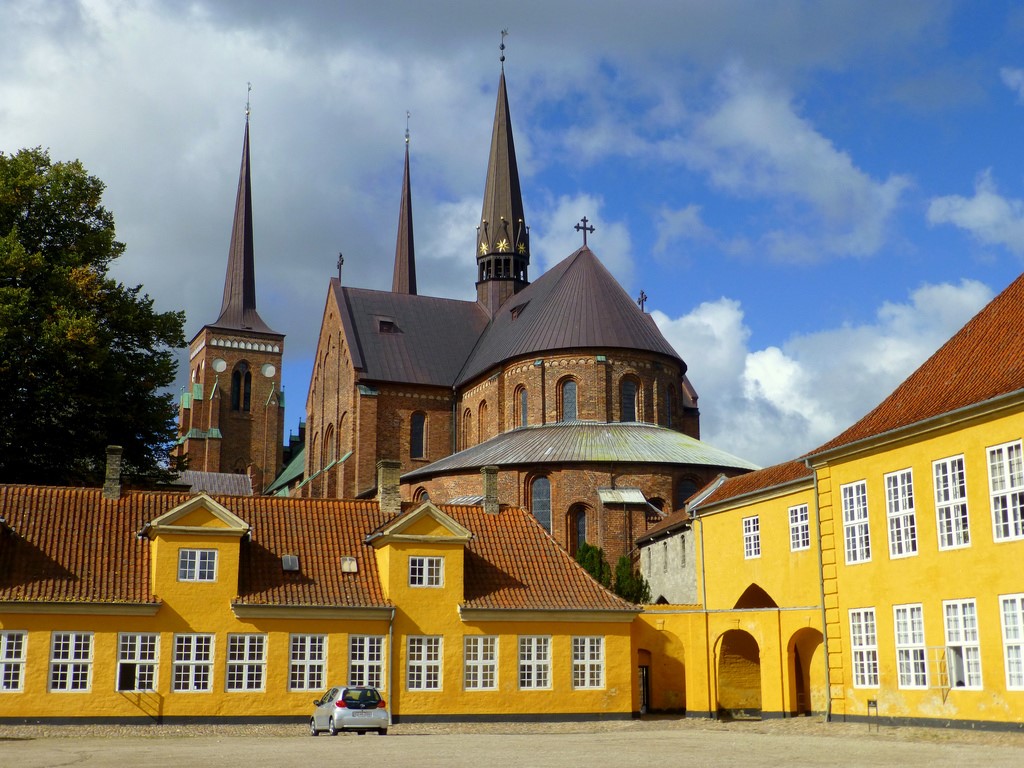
<box><xmin>458</xmin><ymin>608</ymin><xmax>639</xmax><ymax>623</ymax></box>
<box><xmin>0</xmin><ymin>601</ymin><xmax>160</xmax><ymax>616</ymax></box>
<box><xmin>230</xmin><ymin>604</ymin><xmax>394</xmax><ymax>620</ymax></box>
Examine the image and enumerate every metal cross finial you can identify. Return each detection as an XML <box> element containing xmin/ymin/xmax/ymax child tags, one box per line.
<box><xmin>245</xmin><ymin>82</ymin><xmax>252</xmax><ymax>120</ymax></box>
<box><xmin>405</xmin><ymin>110</ymin><xmax>411</xmax><ymax>145</ymax></box>
<box><xmin>337</xmin><ymin>252</ymin><xmax>344</xmax><ymax>281</ymax></box>
<box><xmin>574</xmin><ymin>216</ymin><xmax>595</xmax><ymax>246</ymax></box>
<box><xmin>500</xmin><ymin>29</ymin><xmax>508</xmax><ymax>67</ymax></box>
<box><xmin>637</xmin><ymin>290</ymin><xmax>648</xmax><ymax>311</ymax></box>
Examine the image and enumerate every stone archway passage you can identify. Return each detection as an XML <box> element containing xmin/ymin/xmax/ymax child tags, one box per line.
<box><xmin>718</xmin><ymin>629</ymin><xmax>761</xmax><ymax>718</ymax></box>
<box><xmin>790</xmin><ymin>627</ymin><xmax>825</xmax><ymax>715</ymax></box>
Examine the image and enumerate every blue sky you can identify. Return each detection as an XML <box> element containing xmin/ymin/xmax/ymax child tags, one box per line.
<box><xmin>3</xmin><ymin>1</ymin><xmax>1024</xmax><ymax>467</ymax></box>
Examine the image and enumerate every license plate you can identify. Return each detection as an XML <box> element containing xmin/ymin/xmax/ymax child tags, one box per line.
<box><xmin>352</xmin><ymin>711</ymin><xmax>371</xmax><ymax>718</ymax></box>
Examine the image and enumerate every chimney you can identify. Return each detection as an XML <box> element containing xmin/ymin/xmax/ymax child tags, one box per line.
<box><xmin>376</xmin><ymin>459</ymin><xmax>403</xmax><ymax>518</ymax></box>
<box><xmin>481</xmin><ymin>465</ymin><xmax>499</xmax><ymax>515</ymax></box>
<box><xmin>102</xmin><ymin>445</ymin><xmax>123</xmax><ymax>500</ymax></box>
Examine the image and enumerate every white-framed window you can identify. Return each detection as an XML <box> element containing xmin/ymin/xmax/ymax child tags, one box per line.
<box><xmin>989</xmin><ymin>440</ymin><xmax>1024</xmax><ymax>542</ymax></box>
<box><xmin>172</xmin><ymin>633</ymin><xmax>213</xmax><ymax>692</ymax></box>
<box><xmin>934</xmin><ymin>455</ymin><xmax>970</xmax><ymax>549</ymax></box>
<box><xmin>789</xmin><ymin>504</ymin><xmax>810</xmax><ymax>551</ymax></box>
<box><xmin>289</xmin><ymin>634</ymin><xmax>326</xmax><ymax>691</ymax></box>
<box><xmin>49</xmin><ymin>631</ymin><xmax>93</xmax><ymax>691</ymax></box>
<box><xmin>464</xmin><ymin>636</ymin><xmax>498</xmax><ymax>690</ymax></box>
<box><xmin>407</xmin><ymin>636</ymin><xmax>442</xmax><ymax>690</ymax></box>
<box><xmin>117</xmin><ymin>633</ymin><xmax>159</xmax><ymax>692</ymax></box>
<box><xmin>885</xmin><ymin>469</ymin><xmax>918</xmax><ymax>558</ymax></box>
<box><xmin>742</xmin><ymin>515</ymin><xmax>761</xmax><ymax>559</ymax></box>
<box><xmin>0</xmin><ymin>631</ymin><xmax>27</xmax><ymax>692</ymax></box>
<box><xmin>849</xmin><ymin>608</ymin><xmax>878</xmax><ymax>688</ymax></box>
<box><xmin>999</xmin><ymin>593</ymin><xmax>1024</xmax><ymax>690</ymax></box>
<box><xmin>409</xmin><ymin>556</ymin><xmax>444</xmax><ymax>587</ymax></box>
<box><xmin>841</xmin><ymin>481</ymin><xmax>871</xmax><ymax>564</ymax></box>
<box><xmin>893</xmin><ymin>604</ymin><xmax>927</xmax><ymax>689</ymax></box>
<box><xmin>944</xmin><ymin>599</ymin><xmax>982</xmax><ymax>690</ymax></box>
<box><xmin>349</xmin><ymin>635</ymin><xmax>384</xmax><ymax>689</ymax></box>
<box><xmin>518</xmin><ymin>635</ymin><xmax>551</xmax><ymax>689</ymax></box>
<box><xmin>226</xmin><ymin>634</ymin><xmax>266</xmax><ymax>691</ymax></box>
<box><xmin>572</xmin><ymin>636</ymin><xmax>605</xmax><ymax>689</ymax></box>
<box><xmin>178</xmin><ymin>548</ymin><xmax>217</xmax><ymax>582</ymax></box>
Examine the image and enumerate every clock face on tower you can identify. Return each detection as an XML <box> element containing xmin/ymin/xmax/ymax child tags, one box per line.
<box><xmin>261</xmin><ymin>363</ymin><xmax>276</xmax><ymax>378</ymax></box>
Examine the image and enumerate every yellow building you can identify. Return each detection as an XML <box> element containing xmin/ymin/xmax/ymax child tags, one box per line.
<box><xmin>0</xmin><ymin>463</ymin><xmax>638</xmax><ymax>724</ymax></box>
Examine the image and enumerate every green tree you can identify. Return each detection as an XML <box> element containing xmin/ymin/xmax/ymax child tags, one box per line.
<box><xmin>575</xmin><ymin>542</ymin><xmax>612</xmax><ymax>588</ymax></box>
<box><xmin>0</xmin><ymin>148</ymin><xmax>185</xmax><ymax>485</ymax></box>
<box><xmin>613</xmin><ymin>555</ymin><xmax>652</xmax><ymax>604</ymax></box>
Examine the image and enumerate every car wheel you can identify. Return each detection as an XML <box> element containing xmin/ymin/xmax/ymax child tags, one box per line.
<box><xmin>329</xmin><ymin>718</ymin><xmax>339</xmax><ymax>736</ymax></box>
<box><xmin>378</xmin><ymin>728</ymin><xmax>388</xmax><ymax>736</ymax></box>
<box><xmin>309</xmin><ymin>718</ymin><xmax>319</xmax><ymax>736</ymax></box>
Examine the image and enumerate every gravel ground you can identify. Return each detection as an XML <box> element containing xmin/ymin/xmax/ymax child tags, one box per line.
<box><xmin>1</xmin><ymin>716</ymin><xmax>1023</xmax><ymax>767</ymax></box>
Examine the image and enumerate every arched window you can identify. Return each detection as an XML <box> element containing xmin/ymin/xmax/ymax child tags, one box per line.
<box><xmin>675</xmin><ymin>479</ymin><xmax>699</xmax><ymax>511</ymax></box>
<box><xmin>530</xmin><ymin>476</ymin><xmax>552</xmax><ymax>533</ymax></box>
<box><xmin>568</xmin><ymin>504</ymin><xmax>587</xmax><ymax>555</ymax></box>
<box><xmin>410</xmin><ymin>412</ymin><xmax>426</xmax><ymax>459</ymax></box>
<box><xmin>414</xmin><ymin>486</ymin><xmax>430</xmax><ymax>503</ymax></box>
<box><xmin>517</xmin><ymin>386</ymin><xmax>529</xmax><ymax>428</ymax></box>
<box><xmin>478</xmin><ymin>400</ymin><xmax>488</xmax><ymax>443</ymax></box>
<box><xmin>665</xmin><ymin>384</ymin><xmax>674</xmax><ymax>428</ymax></box>
<box><xmin>560</xmin><ymin>379</ymin><xmax>577</xmax><ymax>422</ymax></box>
<box><xmin>231</xmin><ymin>362</ymin><xmax>252</xmax><ymax>412</ymax></box>
<box><xmin>462</xmin><ymin>408</ymin><xmax>472</xmax><ymax>448</ymax></box>
<box><xmin>621</xmin><ymin>377</ymin><xmax>638</xmax><ymax>422</ymax></box>
<box><xmin>324</xmin><ymin>425</ymin><xmax>336</xmax><ymax>464</ymax></box>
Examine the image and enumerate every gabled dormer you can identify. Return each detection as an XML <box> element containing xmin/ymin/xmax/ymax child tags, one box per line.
<box><xmin>365</xmin><ymin>501</ymin><xmax>473</xmax><ymax>608</ymax></box>
<box><xmin>145</xmin><ymin>493</ymin><xmax>249</xmax><ymax>613</ymax></box>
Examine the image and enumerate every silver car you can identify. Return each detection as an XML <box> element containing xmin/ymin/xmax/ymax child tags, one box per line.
<box><xmin>309</xmin><ymin>686</ymin><xmax>390</xmax><ymax>736</ymax></box>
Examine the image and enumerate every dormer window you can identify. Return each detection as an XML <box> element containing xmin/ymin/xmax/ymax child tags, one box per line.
<box><xmin>378</xmin><ymin>319</ymin><xmax>400</xmax><ymax>334</ymax></box>
<box><xmin>178</xmin><ymin>548</ymin><xmax>217</xmax><ymax>582</ymax></box>
<box><xmin>409</xmin><ymin>556</ymin><xmax>443</xmax><ymax>587</ymax></box>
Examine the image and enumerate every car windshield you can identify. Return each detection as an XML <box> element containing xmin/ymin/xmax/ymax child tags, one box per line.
<box><xmin>343</xmin><ymin>688</ymin><xmax>381</xmax><ymax>706</ymax></box>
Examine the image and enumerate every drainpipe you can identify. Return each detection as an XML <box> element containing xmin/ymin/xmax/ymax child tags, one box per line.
<box><xmin>388</xmin><ymin>606</ymin><xmax>395</xmax><ymax>726</ymax></box>
<box><xmin>696</xmin><ymin>509</ymin><xmax>714</xmax><ymax>719</ymax></box>
<box><xmin>809</xmin><ymin>461</ymin><xmax>832</xmax><ymax>721</ymax></box>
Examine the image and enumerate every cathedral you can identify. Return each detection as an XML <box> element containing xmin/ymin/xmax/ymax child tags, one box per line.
<box><xmin>176</xmin><ymin>62</ymin><xmax>757</xmax><ymax>564</ymax></box>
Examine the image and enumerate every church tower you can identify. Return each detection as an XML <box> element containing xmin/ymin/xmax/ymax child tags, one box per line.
<box><xmin>391</xmin><ymin>127</ymin><xmax>417</xmax><ymax>294</ymax></box>
<box><xmin>475</xmin><ymin>52</ymin><xmax>530</xmax><ymax>315</ymax></box>
<box><xmin>174</xmin><ymin>113</ymin><xmax>285</xmax><ymax>493</ymax></box>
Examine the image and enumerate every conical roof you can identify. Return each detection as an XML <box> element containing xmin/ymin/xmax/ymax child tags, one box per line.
<box><xmin>457</xmin><ymin>246</ymin><xmax>682</xmax><ymax>385</ymax></box>
<box><xmin>212</xmin><ymin>119</ymin><xmax>277</xmax><ymax>334</ymax></box>
<box><xmin>391</xmin><ymin>141</ymin><xmax>417</xmax><ymax>294</ymax></box>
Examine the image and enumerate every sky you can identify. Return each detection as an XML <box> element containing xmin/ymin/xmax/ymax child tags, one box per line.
<box><xmin>4</xmin><ymin>0</ymin><xmax>1024</xmax><ymax>468</ymax></box>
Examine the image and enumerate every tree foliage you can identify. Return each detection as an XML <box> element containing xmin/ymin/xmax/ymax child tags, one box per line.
<box><xmin>0</xmin><ymin>148</ymin><xmax>185</xmax><ymax>485</ymax></box>
<box><xmin>575</xmin><ymin>542</ymin><xmax>612</xmax><ymax>588</ymax></box>
<box><xmin>613</xmin><ymin>555</ymin><xmax>652</xmax><ymax>604</ymax></box>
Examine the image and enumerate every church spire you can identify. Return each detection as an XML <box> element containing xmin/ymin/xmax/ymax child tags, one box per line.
<box><xmin>213</xmin><ymin>107</ymin><xmax>275</xmax><ymax>333</ymax></box>
<box><xmin>391</xmin><ymin>117</ymin><xmax>417</xmax><ymax>295</ymax></box>
<box><xmin>476</xmin><ymin>34</ymin><xmax>529</xmax><ymax>315</ymax></box>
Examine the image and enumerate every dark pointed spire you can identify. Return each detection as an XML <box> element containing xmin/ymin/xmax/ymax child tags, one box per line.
<box><xmin>391</xmin><ymin>118</ymin><xmax>417</xmax><ymax>295</ymax></box>
<box><xmin>476</xmin><ymin>44</ymin><xmax>529</xmax><ymax>316</ymax></box>
<box><xmin>213</xmin><ymin>111</ymin><xmax>275</xmax><ymax>333</ymax></box>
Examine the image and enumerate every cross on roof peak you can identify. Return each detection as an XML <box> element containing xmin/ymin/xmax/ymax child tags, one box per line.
<box><xmin>574</xmin><ymin>216</ymin><xmax>595</xmax><ymax>246</ymax></box>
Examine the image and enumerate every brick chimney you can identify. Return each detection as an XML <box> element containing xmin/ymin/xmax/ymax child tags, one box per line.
<box><xmin>102</xmin><ymin>445</ymin><xmax>123</xmax><ymax>500</ymax></box>
<box><xmin>481</xmin><ymin>465</ymin><xmax>499</xmax><ymax>515</ymax></box>
<box><xmin>376</xmin><ymin>459</ymin><xmax>403</xmax><ymax>518</ymax></box>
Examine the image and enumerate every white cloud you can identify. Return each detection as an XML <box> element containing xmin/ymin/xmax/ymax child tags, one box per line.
<box><xmin>1000</xmin><ymin>67</ymin><xmax>1024</xmax><ymax>101</ymax></box>
<box><xmin>653</xmin><ymin>279</ymin><xmax>993</xmax><ymax>466</ymax></box>
<box><xmin>532</xmin><ymin>194</ymin><xmax>634</xmax><ymax>287</ymax></box>
<box><xmin>927</xmin><ymin>169</ymin><xmax>1024</xmax><ymax>254</ymax></box>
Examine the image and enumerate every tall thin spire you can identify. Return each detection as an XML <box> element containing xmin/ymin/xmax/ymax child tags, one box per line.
<box><xmin>476</xmin><ymin>33</ymin><xmax>529</xmax><ymax>315</ymax></box>
<box><xmin>214</xmin><ymin>100</ymin><xmax>275</xmax><ymax>333</ymax></box>
<box><xmin>391</xmin><ymin>114</ymin><xmax>417</xmax><ymax>295</ymax></box>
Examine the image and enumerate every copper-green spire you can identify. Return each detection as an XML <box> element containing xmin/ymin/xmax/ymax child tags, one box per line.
<box><xmin>476</xmin><ymin>54</ymin><xmax>529</xmax><ymax>315</ymax></box>
<box><xmin>391</xmin><ymin>124</ymin><xmax>417</xmax><ymax>295</ymax></box>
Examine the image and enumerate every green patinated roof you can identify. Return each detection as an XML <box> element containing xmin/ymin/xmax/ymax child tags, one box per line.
<box><xmin>265</xmin><ymin>444</ymin><xmax>306</xmax><ymax>495</ymax></box>
<box><xmin>402</xmin><ymin>421</ymin><xmax>759</xmax><ymax>481</ymax></box>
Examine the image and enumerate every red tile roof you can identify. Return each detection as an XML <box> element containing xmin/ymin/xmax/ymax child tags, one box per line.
<box><xmin>813</xmin><ymin>271</ymin><xmax>1024</xmax><ymax>456</ymax></box>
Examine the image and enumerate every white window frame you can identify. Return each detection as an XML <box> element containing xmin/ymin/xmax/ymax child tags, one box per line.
<box><xmin>49</xmin><ymin>631</ymin><xmax>93</xmax><ymax>692</ymax></box>
<box><xmin>289</xmin><ymin>634</ymin><xmax>326</xmax><ymax>691</ymax></box>
<box><xmin>893</xmin><ymin>604</ymin><xmax>927</xmax><ymax>689</ymax></box>
<box><xmin>464</xmin><ymin>636</ymin><xmax>498</xmax><ymax>690</ymax></box>
<box><xmin>989</xmin><ymin>440</ymin><xmax>1024</xmax><ymax>542</ymax></box>
<box><xmin>841</xmin><ymin>481</ymin><xmax>871</xmax><ymax>564</ymax></box>
<box><xmin>0</xmin><ymin>631</ymin><xmax>27</xmax><ymax>692</ymax></box>
<box><xmin>407</xmin><ymin>636</ymin><xmax>442</xmax><ymax>690</ymax></box>
<box><xmin>944</xmin><ymin>598</ymin><xmax>982</xmax><ymax>690</ymax></box>
<box><xmin>849</xmin><ymin>608</ymin><xmax>878</xmax><ymax>688</ymax></box>
<box><xmin>1000</xmin><ymin>593</ymin><xmax>1024</xmax><ymax>691</ymax></box>
<box><xmin>408</xmin><ymin>556</ymin><xmax>444</xmax><ymax>587</ymax></box>
<box><xmin>518</xmin><ymin>635</ymin><xmax>551</xmax><ymax>690</ymax></box>
<box><xmin>885</xmin><ymin>468</ymin><xmax>918</xmax><ymax>558</ymax></box>
<box><xmin>572</xmin><ymin>636</ymin><xmax>605</xmax><ymax>689</ymax></box>
<box><xmin>349</xmin><ymin>635</ymin><xmax>385</xmax><ymax>689</ymax></box>
<box><xmin>742</xmin><ymin>515</ymin><xmax>761</xmax><ymax>559</ymax></box>
<box><xmin>117</xmin><ymin>633</ymin><xmax>159</xmax><ymax>692</ymax></box>
<box><xmin>789</xmin><ymin>504</ymin><xmax>810</xmax><ymax>552</ymax></box>
<box><xmin>226</xmin><ymin>634</ymin><xmax>266</xmax><ymax>691</ymax></box>
<box><xmin>172</xmin><ymin>633</ymin><xmax>214</xmax><ymax>692</ymax></box>
<box><xmin>177</xmin><ymin>548</ymin><xmax>217</xmax><ymax>582</ymax></box>
<box><xmin>934</xmin><ymin>455</ymin><xmax>970</xmax><ymax>550</ymax></box>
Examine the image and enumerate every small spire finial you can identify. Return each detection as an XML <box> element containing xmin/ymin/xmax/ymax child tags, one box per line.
<box><xmin>500</xmin><ymin>29</ymin><xmax>508</xmax><ymax>68</ymax></box>
<box><xmin>574</xmin><ymin>216</ymin><xmax>595</xmax><ymax>247</ymax></box>
<box><xmin>245</xmin><ymin>82</ymin><xmax>252</xmax><ymax>120</ymax></box>
<box><xmin>637</xmin><ymin>290</ymin><xmax>648</xmax><ymax>311</ymax></box>
<box><xmin>405</xmin><ymin>110</ymin><xmax>411</xmax><ymax>145</ymax></box>
<box><xmin>337</xmin><ymin>252</ymin><xmax>344</xmax><ymax>282</ymax></box>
